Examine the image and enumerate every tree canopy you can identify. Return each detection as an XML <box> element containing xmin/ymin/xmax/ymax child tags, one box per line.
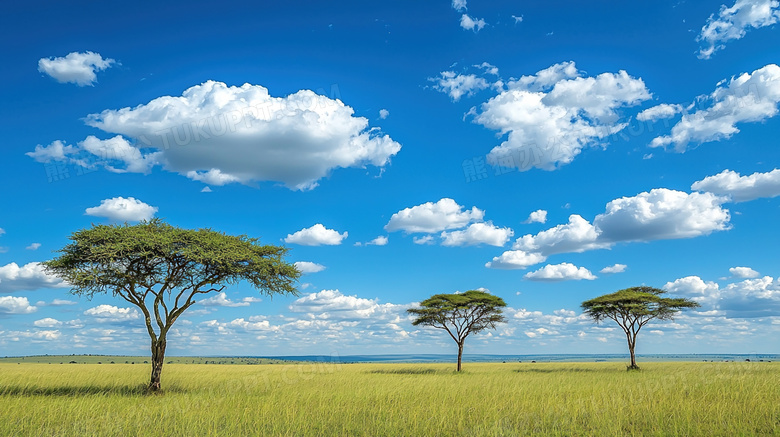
<box><xmin>43</xmin><ymin>219</ymin><xmax>300</xmax><ymax>390</ymax></box>
<box><xmin>581</xmin><ymin>286</ymin><xmax>699</xmax><ymax>369</ymax></box>
<box><xmin>408</xmin><ymin>290</ymin><xmax>507</xmax><ymax>371</ymax></box>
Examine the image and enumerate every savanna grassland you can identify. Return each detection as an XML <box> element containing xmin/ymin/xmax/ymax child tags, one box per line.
<box><xmin>0</xmin><ymin>361</ymin><xmax>778</xmax><ymax>436</ymax></box>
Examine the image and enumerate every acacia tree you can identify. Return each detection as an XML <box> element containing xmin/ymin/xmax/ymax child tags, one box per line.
<box><xmin>581</xmin><ymin>286</ymin><xmax>699</xmax><ymax>370</ymax></box>
<box><xmin>43</xmin><ymin>219</ymin><xmax>300</xmax><ymax>391</ymax></box>
<box><xmin>408</xmin><ymin>290</ymin><xmax>507</xmax><ymax>371</ymax></box>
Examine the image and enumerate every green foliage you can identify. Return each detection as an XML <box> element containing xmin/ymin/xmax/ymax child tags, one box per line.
<box><xmin>581</xmin><ymin>286</ymin><xmax>700</xmax><ymax>369</ymax></box>
<box><xmin>581</xmin><ymin>286</ymin><xmax>700</xmax><ymax>325</ymax></box>
<box><xmin>43</xmin><ymin>218</ymin><xmax>300</xmax><ymax>301</ymax></box>
<box><xmin>408</xmin><ymin>290</ymin><xmax>507</xmax><ymax>371</ymax></box>
<box><xmin>408</xmin><ymin>290</ymin><xmax>507</xmax><ymax>341</ymax></box>
<box><xmin>42</xmin><ymin>219</ymin><xmax>300</xmax><ymax>389</ymax></box>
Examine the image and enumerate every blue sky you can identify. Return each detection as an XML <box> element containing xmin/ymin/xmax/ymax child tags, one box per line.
<box><xmin>1</xmin><ymin>0</ymin><xmax>779</xmax><ymax>357</ymax></box>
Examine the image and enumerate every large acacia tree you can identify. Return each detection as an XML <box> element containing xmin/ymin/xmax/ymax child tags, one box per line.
<box><xmin>43</xmin><ymin>219</ymin><xmax>300</xmax><ymax>391</ymax></box>
<box><xmin>581</xmin><ymin>286</ymin><xmax>699</xmax><ymax>370</ymax></box>
<box><xmin>408</xmin><ymin>290</ymin><xmax>507</xmax><ymax>371</ymax></box>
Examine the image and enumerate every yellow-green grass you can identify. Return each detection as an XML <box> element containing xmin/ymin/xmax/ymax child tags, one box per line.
<box><xmin>1</xmin><ymin>361</ymin><xmax>778</xmax><ymax>436</ymax></box>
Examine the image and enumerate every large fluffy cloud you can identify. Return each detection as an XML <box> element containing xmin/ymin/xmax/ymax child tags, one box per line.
<box><xmin>38</xmin><ymin>51</ymin><xmax>115</xmax><ymax>86</ymax></box>
<box><xmin>285</xmin><ymin>224</ymin><xmax>348</xmax><ymax>246</ymax></box>
<box><xmin>289</xmin><ymin>289</ymin><xmax>401</xmax><ymax>320</ymax></box>
<box><xmin>650</xmin><ymin>64</ymin><xmax>780</xmax><ymax>151</ymax></box>
<box><xmin>0</xmin><ymin>296</ymin><xmax>38</xmax><ymax>314</ymax></box>
<box><xmin>513</xmin><ymin>214</ymin><xmax>606</xmax><ymax>256</ymax></box>
<box><xmin>664</xmin><ymin>275</ymin><xmax>780</xmax><ymax>317</ymax></box>
<box><xmin>85</xmin><ymin>197</ymin><xmax>158</xmax><ymax>222</ymax></box>
<box><xmin>691</xmin><ymin>168</ymin><xmax>780</xmax><ymax>202</ymax></box>
<box><xmin>490</xmin><ymin>189</ymin><xmax>730</xmax><ymax>269</ymax></box>
<box><xmin>385</xmin><ymin>198</ymin><xmax>484</xmax><ymax>233</ymax></box>
<box><xmin>0</xmin><ymin>262</ymin><xmax>66</xmax><ymax>293</ymax></box>
<box><xmin>524</xmin><ymin>263</ymin><xmax>597</xmax><ymax>282</ymax></box>
<box><xmin>472</xmin><ymin>62</ymin><xmax>651</xmax><ymax>171</ymax></box>
<box><xmin>594</xmin><ymin>189</ymin><xmax>730</xmax><ymax>243</ymax></box>
<box><xmin>697</xmin><ymin>0</ymin><xmax>780</xmax><ymax>59</ymax></box>
<box><xmin>80</xmin><ymin>81</ymin><xmax>401</xmax><ymax>190</ymax></box>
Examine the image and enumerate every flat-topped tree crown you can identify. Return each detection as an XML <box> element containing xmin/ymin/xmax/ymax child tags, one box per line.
<box><xmin>408</xmin><ymin>290</ymin><xmax>507</xmax><ymax>371</ymax></box>
<box><xmin>43</xmin><ymin>219</ymin><xmax>300</xmax><ymax>391</ymax></box>
<box><xmin>581</xmin><ymin>286</ymin><xmax>699</xmax><ymax>370</ymax></box>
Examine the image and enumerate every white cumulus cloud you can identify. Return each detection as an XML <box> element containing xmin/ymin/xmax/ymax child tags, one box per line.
<box><xmin>0</xmin><ymin>296</ymin><xmax>37</xmax><ymax>314</ymax></box>
<box><xmin>697</xmin><ymin>0</ymin><xmax>780</xmax><ymax>59</ymax></box>
<box><xmin>730</xmin><ymin>266</ymin><xmax>760</xmax><ymax>278</ymax></box>
<box><xmin>485</xmin><ymin>250</ymin><xmax>547</xmax><ymax>270</ymax></box>
<box><xmin>198</xmin><ymin>292</ymin><xmax>252</xmax><ymax>307</ymax></box>
<box><xmin>650</xmin><ymin>64</ymin><xmax>780</xmax><ymax>152</ymax></box>
<box><xmin>385</xmin><ymin>198</ymin><xmax>484</xmax><ymax>233</ymax></box>
<box><xmin>525</xmin><ymin>209</ymin><xmax>548</xmax><ymax>224</ymax></box>
<box><xmin>472</xmin><ymin>62</ymin><xmax>651</xmax><ymax>171</ymax></box>
<box><xmin>600</xmin><ymin>264</ymin><xmax>627</xmax><ymax>274</ymax></box>
<box><xmin>460</xmin><ymin>14</ymin><xmax>487</xmax><ymax>31</ymax></box>
<box><xmin>636</xmin><ymin>103</ymin><xmax>683</xmax><ymax>121</ymax></box>
<box><xmin>691</xmin><ymin>168</ymin><xmax>780</xmax><ymax>202</ymax></box>
<box><xmin>0</xmin><ymin>262</ymin><xmax>67</xmax><ymax>293</ymax></box>
<box><xmin>84</xmin><ymin>305</ymin><xmax>140</xmax><ymax>322</ymax></box>
<box><xmin>85</xmin><ymin>197</ymin><xmax>158</xmax><ymax>222</ymax></box>
<box><xmin>514</xmin><ymin>214</ymin><xmax>606</xmax><ymax>256</ymax></box>
<box><xmin>84</xmin><ymin>81</ymin><xmax>401</xmax><ymax>190</ymax></box>
<box><xmin>38</xmin><ymin>51</ymin><xmax>115</xmax><ymax>86</ymax></box>
<box><xmin>440</xmin><ymin>222</ymin><xmax>513</xmax><ymax>247</ymax></box>
<box><xmin>295</xmin><ymin>261</ymin><xmax>326</xmax><ymax>274</ymax></box>
<box><xmin>25</xmin><ymin>243</ymin><xmax>41</xmax><ymax>250</ymax></box>
<box><xmin>430</xmin><ymin>71</ymin><xmax>490</xmax><ymax>101</ymax></box>
<box><xmin>524</xmin><ymin>263</ymin><xmax>597</xmax><ymax>281</ymax></box>
<box><xmin>34</xmin><ymin>318</ymin><xmax>63</xmax><ymax>328</ymax></box>
<box><xmin>285</xmin><ymin>224</ymin><xmax>348</xmax><ymax>246</ymax></box>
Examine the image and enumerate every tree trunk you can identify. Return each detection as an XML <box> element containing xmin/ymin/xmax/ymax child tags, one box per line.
<box><xmin>627</xmin><ymin>335</ymin><xmax>639</xmax><ymax>370</ymax></box>
<box><xmin>149</xmin><ymin>337</ymin><xmax>166</xmax><ymax>391</ymax></box>
<box><xmin>457</xmin><ymin>342</ymin><xmax>464</xmax><ymax>372</ymax></box>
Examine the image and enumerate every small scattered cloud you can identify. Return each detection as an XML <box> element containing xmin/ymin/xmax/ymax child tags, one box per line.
<box><xmin>200</xmin><ymin>186</ymin><xmax>213</xmax><ymax>193</ymax></box>
<box><xmin>460</xmin><ymin>14</ymin><xmax>487</xmax><ymax>31</ymax></box>
<box><xmin>730</xmin><ymin>266</ymin><xmax>760</xmax><ymax>278</ymax></box>
<box><xmin>691</xmin><ymin>168</ymin><xmax>780</xmax><ymax>202</ymax></box>
<box><xmin>524</xmin><ymin>209</ymin><xmax>547</xmax><ymax>224</ymax></box>
<box><xmin>379</xmin><ymin>109</ymin><xmax>390</xmax><ymax>119</ymax></box>
<box><xmin>385</xmin><ymin>198</ymin><xmax>484</xmax><ymax>233</ymax></box>
<box><xmin>600</xmin><ymin>264</ymin><xmax>627</xmax><ymax>274</ymax></box>
<box><xmin>524</xmin><ymin>263</ymin><xmax>597</xmax><ymax>281</ymax></box>
<box><xmin>636</xmin><ymin>103</ymin><xmax>683</xmax><ymax>122</ymax></box>
<box><xmin>511</xmin><ymin>15</ymin><xmax>523</xmax><ymax>23</ymax></box>
<box><xmin>295</xmin><ymin>261</ymin><xmax>326</xmax><ymax>274</ymax></box>
<box><xmin>429</xmin><ymin>71</ymin><xmax>490</xmax><ymax>101</ymax></box>
<box><xmin>85</xmin><ymin>197</ymin><xmax>158</xmax><ymax>222</ymax></box>
<box><xmin>650</xmin><ymin>64</ymin><xmax>780</xmax><ymax>152</ymax></box>
<box><xmin>485</xmin><ymin>250</ymin><xmax>546</xmax><ymax>270</ymax></box>
<box><xmin>697</xmin><ymin>0</ymin><xmax>780</xmax><ymax>59</ymax></box>
<box><xmin>38</xmin><ymin>51</ymin><xmax>115</xmax><ymax>86</ymax></box>
<box><xmin>440</xmin><ymin>222</ymin><xmax>513</xmax><ymax>247</ymax></box>
<box><xmin>285</xmin><ymin>224</ymin><xmax>348</xmax><ymax>246</ymax></box>
<box><xmin>25</xmin><ymin>243</ymin><xmax>41</xmax><ymax>251</ymax></box>
<box><xmin>84</xmin><ymin>305</ymin><xmax>140</xmax><ymax>322</ymax></box>
<box><xmin>413</xmin><ymin>235</ymin><xmax>435</xmax><ymax>245</ymax></box>
<box><xmin>198</xmin><ymin>292</ymin><xmax>251</xmax><ymax>307</ymax></box>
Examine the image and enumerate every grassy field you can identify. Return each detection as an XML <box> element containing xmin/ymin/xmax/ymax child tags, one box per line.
<box><xmin>0</xmin><ymin>361</ymin><xmax>778</xmax><ymax>436</ymax></box>
<box><xmin>0</xmin><ymin>355</ymin><xmax>289</xmax><ymax>365</ymax></box>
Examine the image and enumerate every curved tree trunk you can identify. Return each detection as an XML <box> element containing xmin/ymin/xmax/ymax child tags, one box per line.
<box><xmin>457</xmin><ymin>342</ymin><xmax>464</xmax><ymax>372</ymax></box>
<box><xmin>149</xmin><ymin>337</ymin><xmax>167</xmax><ymax>391</ymax></box>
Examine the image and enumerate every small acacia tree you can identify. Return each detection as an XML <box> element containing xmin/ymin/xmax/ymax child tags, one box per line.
<box><xmin>43</xmin><ymin>219</ymin><xmax>300</xmax><ymax>391</ymax></box>
<box><xmin>408</xmin><ymin>290</ymin><xmax>507</xmax><ymax>371</ymax></box>
<box><xmin>581</xmin><ymin>286</ymin><xmax>699</xmax><ymax>370</ymax></box>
